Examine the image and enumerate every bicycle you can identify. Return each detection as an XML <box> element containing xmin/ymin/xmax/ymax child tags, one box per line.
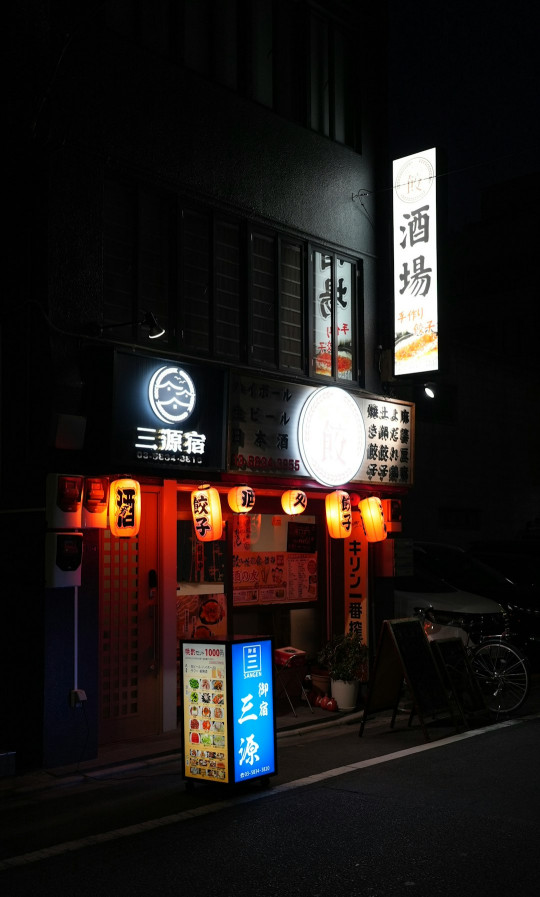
<box><xmin>418</xmin><ymin>608</ymin><xmax>530</xmax><ymax>717</ymax></box>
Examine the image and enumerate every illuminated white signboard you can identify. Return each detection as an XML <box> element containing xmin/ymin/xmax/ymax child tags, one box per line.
<box><xmin>228</xmin><ymin>374</ymin><xmax>414</xmax><ymax>488</ymax></box>
<box><xmin>393</xmin><ymin>148</ymin><xmax>439</xmax><ymax>376</ymax></box>
<box><xmin>298</xmin><ymin>387</ymin><xmax>365</xmax><ymax>487</ymax></box>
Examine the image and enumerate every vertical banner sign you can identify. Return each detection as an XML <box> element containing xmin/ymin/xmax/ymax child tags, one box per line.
<box><xmin>393</xmin><ymin>148</ymin><xmax>439</xmax><ymax>376</ymax></box>
<box><xmin>231</xmin><ymin>640</ymin><xmax>276</xmax><ymax>784</ymax></box>
<box><xmin>344</xmin><ymin>512</ymin><xmax>369</xmax><ymax>648</ymax></box>
<box><xmin>182</xmin><ymin>642</ymin><xmax>229</xmax><ymax>783</ymax></box>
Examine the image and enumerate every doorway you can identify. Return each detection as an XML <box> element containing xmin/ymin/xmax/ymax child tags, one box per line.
<box><xmin>98</xmin><ymin>488</ymin><xmax>161</xmax><ymax>744</ymax></box>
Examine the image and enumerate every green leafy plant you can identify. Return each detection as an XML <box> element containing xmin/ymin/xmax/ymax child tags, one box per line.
<box><xmin>317</xmin><ymin>631</ymin><xmax>368</xmax><ymax>682</ymax></box>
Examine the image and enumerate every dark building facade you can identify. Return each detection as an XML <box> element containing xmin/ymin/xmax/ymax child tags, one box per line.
<box><xmin>3</xmin><ymin>1</ymin><xmax>401</xmax><ymax>771</ymax></box>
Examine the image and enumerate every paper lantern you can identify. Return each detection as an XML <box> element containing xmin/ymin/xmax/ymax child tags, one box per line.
<box><xmin>227</xmin><ymin>485</ymin><xmax>255</xmax><ymax>513</ymax></box>
<box><xmin>359</xmin><ymin>496</ymin><xmax>387</xmax><ymax>542</ymax></box>
<box><xmin>281</xmin><ymin>490</ymin><xmax>307</xmax><ymax>515</ymax></box>
<box><xmin>191</xmin><ymin>484</ymin><xmax>223</xmax><ymax>541</ymax></box>
<box><xmin>109</xmin><ymin>478</ymin><xmax>141</xmax><ymax>538</ymax></box>
<box><xmin>325</xmin><ymin>490</ymin><xmax>352</xmax><ymax>539</ymax></box>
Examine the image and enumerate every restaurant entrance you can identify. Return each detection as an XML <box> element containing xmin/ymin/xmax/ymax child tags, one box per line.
<box><xmin>98</xmin><ymin>487</ymin><xmax>161</xmax><ymax>745</ymax></box>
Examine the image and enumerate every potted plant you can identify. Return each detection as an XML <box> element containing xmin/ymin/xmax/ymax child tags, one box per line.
<box><xmin>317</xmin><ymin>632</ymin><xmax>369</xmax><ymax>711</ymax></box>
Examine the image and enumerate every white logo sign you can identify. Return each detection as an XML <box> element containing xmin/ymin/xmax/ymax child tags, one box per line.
<box><xmin>298</xmin><ymin>387</ymin><xmax>366</xmax><ymax>487</ymax></box>
<box><xmin>148</xmin><ymin>366</ymin><xmax>196</xmax><ymax>424</ymax></box>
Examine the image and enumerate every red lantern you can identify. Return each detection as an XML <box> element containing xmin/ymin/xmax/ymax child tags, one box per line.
<box><xmin>191</xmin><ymin>484</ymin><xmax>223</xmax><ymax>542</ymax></box>
<box><xmin>281</xmin><ymin>490</ymin><xmax>307</xmax><ymax>515</ymax></box>
<box><xmin>227</xmin><ymin>485</ymin><xmax>255</xmax><ymax>513</ymax></box>
<box><xmin>109</xmin><ymin>478</ymin><xmax>141</xmax><ymax>538</ymax></box>
<box><xmin>359</xmin><ymin>496</ymin><xmax>387</xmax><ymax>542</ymax></box>
<box><xmin>325</xmin><ymin>490</ymin><xmax>352</xmax><ymax>539</ymax></box>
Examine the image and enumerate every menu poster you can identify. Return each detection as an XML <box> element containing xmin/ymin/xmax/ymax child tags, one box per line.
<box><xmin>182</xmin><ymin>642</ymin><xmax>228</xmax><ymax>783</ymax></box>
<box><xmin>232</xmin><ymin>550</ymin><xmax>317</xmax><ymax>605</ymax></box>
<box><xmin>231</xmin><ymin>640</ymin><xmax>276</xmax><ymax>784</ymax></box>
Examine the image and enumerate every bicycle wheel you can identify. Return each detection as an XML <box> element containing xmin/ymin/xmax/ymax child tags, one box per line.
<box><xmin>471</xmin><ymin>640</ymin><xmax>529</xmax><ymax>715</ymax></box>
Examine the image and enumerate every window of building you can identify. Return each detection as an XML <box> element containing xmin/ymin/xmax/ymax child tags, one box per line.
<box><xmin>311</xmin><ymin>248</ymin><xmax>361</xmax><ymax>382</ymax></box>
<box><xmin>104</xmin><ymin>180</ymin><xmax>362</xmax><ymax>384</ymax></box>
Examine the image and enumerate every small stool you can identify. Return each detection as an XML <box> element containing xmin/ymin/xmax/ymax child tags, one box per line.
<box><xmin>274</xmin><ymin>647</ymin><xmax>314</xmax><ymax>717</ymax></box>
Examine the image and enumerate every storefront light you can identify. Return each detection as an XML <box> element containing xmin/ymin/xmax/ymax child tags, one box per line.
<box><xmin>191</xmin><ymin>484</ymin><xmax>223</xmax><ymax>541</ymax></box>
<box><xmin>325</xmin><ymin>490</ymin><xmax>352</xmax><ymax>539</ymax></box>
<box><xmin>359</xmin><ymin>496</ymin><xmax>387</xmax><ymax>542</ymax></box>
<box><xmin>281</xmin><ymin>490</ymin><xmax>308</xmax><ymax>515</ymax></box>
<box><xmin>227</xmin><ymin>485</ymin><xmax>255</xmax><ymax>513</ymax></box>
<box><xmin>109</xmin><ymin>478</ymin><xmax>141</xmax><ymax>538</ymax></box>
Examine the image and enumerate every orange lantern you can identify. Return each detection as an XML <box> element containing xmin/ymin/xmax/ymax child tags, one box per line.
<box><xmin>227</xmin><ymin>485</ymin><xmax>255</xmax><ymax>513</ymax></box>
<box><xmin>359</xmin><ymin>496</ymin><xmax>387</xmax><ymax>542</ymax></box>
<box><xmin>281</xmin><ymin>490</ymin><xmax>307</xmax><ymax>515</ymax></box>
<box><xmin>191</xmin><ymin>484</ymin><xmax>223</xmax><ymax>541</ymax></box>
<box><xmin>325</xmin><ymin>490</ymin><xmax>352</xmax><ymax>539</ymax></box>
<box><xmin>109</xmin><ymin>478</ymin><xmax>141</xmax><ymax>538</ymax></box>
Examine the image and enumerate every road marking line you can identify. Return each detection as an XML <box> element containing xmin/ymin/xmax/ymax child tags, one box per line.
<box><xmin>2</xmin><ymin>715</ymin><xmax>537</xmax><ymax>870</ymax></box>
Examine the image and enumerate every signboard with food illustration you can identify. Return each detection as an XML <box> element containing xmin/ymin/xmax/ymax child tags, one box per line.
<box><xmin>182</xmin><ymin>642</ymin><xmax>229</xmax><ymax>783</ymax></box>
<box><xmin>231</xmin><ymin>639</ymin><xmax>276</xmax><ymax>784</ymax></box>
<box><xmin>393</xmin><ymin>147</ymin><xmax>439</xmax><ymax>376</ymax></box>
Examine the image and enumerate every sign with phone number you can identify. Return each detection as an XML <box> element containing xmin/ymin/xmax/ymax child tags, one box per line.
<box><xmin>231</xmin><ymin>454</ymin><xmax>301</xmax><ymax>472</ymax></box>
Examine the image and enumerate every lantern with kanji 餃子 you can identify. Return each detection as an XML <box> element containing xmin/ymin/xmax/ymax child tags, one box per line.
<box><xmin>191</xmin><ymin>485</ymin><xmax>223</xmax><ymax>541</ymax></box>
<box><xmin>325</xmin><ymin>490</ymin><xmax>352</xmax><ymax>539</ymax></box>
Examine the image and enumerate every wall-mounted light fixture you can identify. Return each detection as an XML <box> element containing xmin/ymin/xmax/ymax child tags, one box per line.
<box><xmin>98</xmin><ymin>310</ymin><xmax>165</xmax><ymax>340</ymax></box>
<box><xmin>424</xmin><ymin>382</ymin><xmax>436</xmax><ymax>399</ymax></box>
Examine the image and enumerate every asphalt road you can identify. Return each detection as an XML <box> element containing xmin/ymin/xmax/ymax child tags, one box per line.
<box><xmin>1</xmin><ymin>712</ymin><xmax>539</xmax><ymax>896</ymax></box>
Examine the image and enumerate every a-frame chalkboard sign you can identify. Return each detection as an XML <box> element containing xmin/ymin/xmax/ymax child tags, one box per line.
<box><xmin>359</xmin><ymin>619</ymin><xmax>460</xmax><ymax>741</ymax></box>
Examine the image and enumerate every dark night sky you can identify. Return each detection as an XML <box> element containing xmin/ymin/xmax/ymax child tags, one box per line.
<box><xmin>387</xmin><ymin>0</ymin><xmax>540</xmax><ymax>226</ymax></box>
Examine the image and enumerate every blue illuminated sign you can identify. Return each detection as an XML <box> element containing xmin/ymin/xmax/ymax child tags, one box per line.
<box><xmin>231</xmin><ymin>639</ymin><xmax>276</xmax><ymax>783</ymax></box>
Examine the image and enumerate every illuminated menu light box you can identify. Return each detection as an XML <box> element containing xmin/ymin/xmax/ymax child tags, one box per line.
<box><xmin>181</xmin><ymin>638</ymin><xmax>276</xmax><ymax>786</ymax></box>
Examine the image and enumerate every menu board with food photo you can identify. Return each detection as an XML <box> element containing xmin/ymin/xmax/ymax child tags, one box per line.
<box><xmin>182</xmin><ymin>642</ymin><xmax>229</xmax><ymax>783</ymax></box>
<box><xmin>177</xmin><ymin>591</ymin><xmax>227</xmax><ymax>641</ymax></box>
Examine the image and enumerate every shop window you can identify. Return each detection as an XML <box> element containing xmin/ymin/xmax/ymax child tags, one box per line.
<box><xmin>311</xmin><ymin>248</ymin><xmax>362</xmax><ymax>383</ymax></box>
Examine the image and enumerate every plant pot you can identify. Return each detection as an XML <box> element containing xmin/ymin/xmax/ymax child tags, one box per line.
<box><xmin>310</xmin><ymin>670</ymin><xmax>331</xmax><ymax>697</ymax></box>
<box><xmin>331</xmin><ymin>678</ymin><xmax>360</xmax><ymax>711</ymax></box>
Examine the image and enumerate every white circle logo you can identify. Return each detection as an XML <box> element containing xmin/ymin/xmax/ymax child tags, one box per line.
<box><xmin>394</xmin><ymin>154</ymin><xmax>435</xmax><ymax>203</ymax></box>
<box><xmin>298</xmin><ymin>387</ymin><xmax>365</xmax><ymax>487</ymax></box>
<box><xmin>148</xmin><ymin>366</ymin><xmax>196</xmax><ymax>424</ymax></box>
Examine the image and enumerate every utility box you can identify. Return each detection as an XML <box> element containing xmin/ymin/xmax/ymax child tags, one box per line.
<box><xmin>45</xmin><ymin>531</ymin><xmax>83</xmax><ymax>588</ymax></box>
<box><xmin>46</xmin><ymin>473</ymin><xmax>84</xmax><ymax>530</ymax></box>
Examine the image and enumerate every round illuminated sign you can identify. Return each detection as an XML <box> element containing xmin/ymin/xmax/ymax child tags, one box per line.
<box><xmin>149</xmin><ymin>366</ymin><xmax>196</xmax><ymax>424</ymax></box>
<box><xmin>298</xmin><ymin>387</ymin><xmax>366</xmax><ymax>487</ymax></box>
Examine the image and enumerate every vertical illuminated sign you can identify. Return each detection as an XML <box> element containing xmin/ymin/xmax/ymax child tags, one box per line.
<box><xmin>231</xmin><ymin>640</ymin><xmax>276</xmax><ymax>783</ymax></box>
<box><xmin>393</xmin><ymin>148</ymin><xmax>439</xmax><ymax>376</ymax></box>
